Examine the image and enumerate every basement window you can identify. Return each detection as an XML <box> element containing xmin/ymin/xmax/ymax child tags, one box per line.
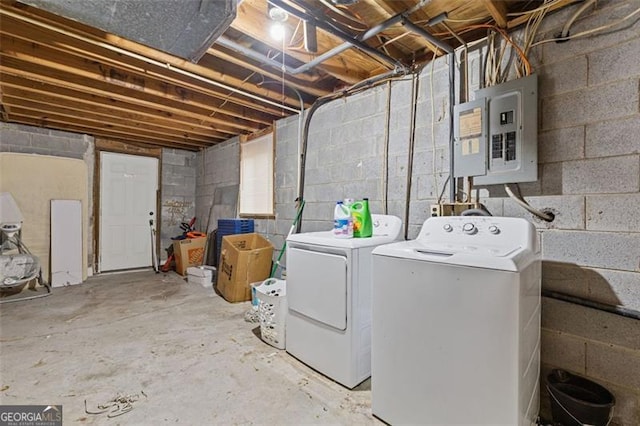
<box><xmin>239</xmin><ymin>129</ymin><xmax>275</xmax><ymax>217</ymax></box>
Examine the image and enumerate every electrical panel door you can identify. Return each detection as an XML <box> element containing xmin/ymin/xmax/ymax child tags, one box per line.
<box><xmin>453</xmin><ymin>98</ymin><xmax>487</xmax><ymax>178</ymax></box>
<box><xmin>453</xmin><ymin>74</ymin><xmax>538</xmax><ymax>185</ymax></box>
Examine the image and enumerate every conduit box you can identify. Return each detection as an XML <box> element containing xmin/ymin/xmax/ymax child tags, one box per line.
<box><xmin>453</xmin><ymin>74</ymin><xmax>538</xmax><ymax>185</ymax></box>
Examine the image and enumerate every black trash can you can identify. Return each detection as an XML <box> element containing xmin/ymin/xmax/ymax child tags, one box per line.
<box><xmin>547</xmin><ymin>369</ymin><xmax>615</xmax><ymax>426</ymax></box>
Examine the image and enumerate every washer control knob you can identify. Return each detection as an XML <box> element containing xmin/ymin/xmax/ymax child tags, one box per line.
<box><xmin>443</xmin><ymin>224</ymin><xmax>453</xmax><ymax>232</ymax></box>
<box><xmin>462</xmin><ymin>223</ymin><xmax>477</xmax><ymax>235</ymax></box>
<box><xmin>488</xmin><ymin>225</ymin><xmax>500</xmax><ymax>235</ymax></box>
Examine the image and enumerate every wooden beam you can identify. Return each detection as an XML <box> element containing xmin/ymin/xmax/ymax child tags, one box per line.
<box><xmin>0</xmin><ymin>75</ymin><xmax>238</xmax><ymax>136</ymax></box>
<box><xmin>0</xmin><ymin>30</ymin><xmax>281</xmax><ymax>124</ymax></box>
<box><xmin>0</xmin><ymin>5</ymin><xmax>306</xmax><ymax>112</ymax></box>
<box><xmin>8</xmin><ymin>112</ymin><xmax>221</xmax><ymax>150</ymax></box>
<box><xmin>2</xmin><ymin>87</ymin><xmax>230</xmax><ymax>140</ymax></box>
<box><xmin>2</xmin><ymin>96</ymin><xmax>224</xmax><ymax>144</ymax></box>
<box><xmin>7</xmin><ymin>105</ymin><xmax>217</xmax><ymax>148</ymax></box>
<box><xmin>482</xmin><ymin>0</ymin><xmax>508</xmax><ymax>28</ymax></box>
<box><xmin>94</xmin><ymin>138</ymin><xmax>163</xmax><ymax>156</ymax></box>
<box><xmin>0</xmin><ymin>57</ymin><xmax>263</xmax><ymax>133</ymax></box>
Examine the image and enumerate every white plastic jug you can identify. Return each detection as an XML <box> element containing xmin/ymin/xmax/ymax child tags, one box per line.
<box><xmin>333</xmin><ymin>201</ymin><xmax>353</xmax><ymax>238</ymax></box>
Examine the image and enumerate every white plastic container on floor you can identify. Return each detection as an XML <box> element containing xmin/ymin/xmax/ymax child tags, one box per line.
<box><xmin>186</xmin><ymin>266</ymin><xmax>216</xmax><ymax>288</ymax></box>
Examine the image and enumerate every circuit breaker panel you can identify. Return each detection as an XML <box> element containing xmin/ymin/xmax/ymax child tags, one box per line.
<box><xmin>453</xmin><ymin>74</ymin><xmax>538</xmax><ymax>185</ymax></box>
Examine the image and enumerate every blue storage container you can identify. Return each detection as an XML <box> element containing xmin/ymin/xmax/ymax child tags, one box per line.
<box><xmin>215</xmin><ymin>219</ymin><xmax>254</xmax><ymax>266</ymax></box>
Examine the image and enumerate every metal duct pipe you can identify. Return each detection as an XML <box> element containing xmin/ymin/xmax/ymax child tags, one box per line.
<box><xmin>219</xmin><ymin>8</ymin><xmax>451</xmax><ymax>78</ymax></box>
<box><xmin>269</xmin><ymin>0</ymin><xmax>401</xmax><ymax>69</ymax></box>
<box><xmin>401</xmin><ymin>17</ymin><xmax>453</xmax><ymax>54</ymax></box>
<box><xmin>217</xmin><ymin>35</ymin><xmax>352</xmax><ymax>75</ymax></box>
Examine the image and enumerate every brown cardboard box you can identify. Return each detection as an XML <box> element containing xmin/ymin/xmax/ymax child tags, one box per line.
<box><xmin>216</xmin><ymin>233</ymin><xmax>273</xmax><ymax>303</ymax></box>
<box><xmin>173</xmin><ymin>237</ymin><xmax>207</xmax><ymax>276</ymax></box>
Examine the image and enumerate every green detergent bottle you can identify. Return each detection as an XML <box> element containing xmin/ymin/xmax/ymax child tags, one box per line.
<box><xmin>351</xmin><ymin>198</ymin><xmax>372</xmax><ymax>238</ymax></box>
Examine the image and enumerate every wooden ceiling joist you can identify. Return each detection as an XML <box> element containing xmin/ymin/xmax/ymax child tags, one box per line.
<box><xmin>7</xmin><ymin>105</ymin><xmax>218</xmax><ymax>147</ymax></box>
<box><xmin>0</xmin><ymin>0</ymin><xmax>579</xmax><ymax>149</ymax></box>
<box><xmin>2</xmin><ymin>96</ymin><xmax>228</xmax><ymax>144</ymax></box>
<box><xmin>10</xmin><ymin>111</ymin><xmax>219</xmax><ymax>150</ymax></box>
<box><xmin>0</xmin><ymin>58</ymin><xmax>263</xmax><ymax>133</ymax></box>
<box><xmin>0</xmin><ymin>6</ymin><xmax>306</xmax><ymax>112</ymax></box>
<box><xmin>0</xmin><ymin>29</ymin><xmax>284</xmax><ymax>123</ymax></box>
<box><xmin>0</xmin><ymin>75</ymin><xmax>239</xmax><ymax>136</ymax></box>
<box><xmin>481</xmin><ymin>0</ymin><xmax>508</xmax><ymax>28</ymax></box>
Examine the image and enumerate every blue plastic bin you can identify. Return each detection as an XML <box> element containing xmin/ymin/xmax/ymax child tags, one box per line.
<box><xmin>215</xmin><ymin>219</ymin><xmax>254</xmax><ymax>266</ymax></box>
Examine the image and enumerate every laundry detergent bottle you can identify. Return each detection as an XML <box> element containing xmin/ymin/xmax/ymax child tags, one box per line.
<box><xmin>351</xmin><ymin>198</ymin><xmax>372</xmax><ymax>238</ymax></box>
<box><xmin>333</xmin><ymin>201</ymin><xmax>353</xmax><ymax>238</ymax></box>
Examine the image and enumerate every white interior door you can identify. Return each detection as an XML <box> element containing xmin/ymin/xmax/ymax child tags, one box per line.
<box><xmin>100</xmin><ymin>152</ymin><xmax>158</xmax><ymax>272</ymax></box>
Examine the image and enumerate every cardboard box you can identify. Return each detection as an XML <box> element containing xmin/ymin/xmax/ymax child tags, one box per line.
<box><xmin>187</xmin><ymin>266</ymin><xmax>216</xmax><ymax>288</ymax></box>
<box><xmin>216</xmin><ymin>233</ymin><xmax>273</xmax><ymax>303</ymax></box>
<box><xmin>173</xmin><ymin>237</ymin><xmax>207</xmax><ymax>276</ymax></box>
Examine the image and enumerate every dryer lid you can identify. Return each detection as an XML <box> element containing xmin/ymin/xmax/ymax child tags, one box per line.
<box><xmin>288</xmin><ymin>214</ymin><xmax>402</xmax><ymax>249</ymax></box>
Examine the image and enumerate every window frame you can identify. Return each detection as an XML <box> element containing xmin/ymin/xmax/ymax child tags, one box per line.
<box><xmin>238</xmin><ymin>127</ymin><xmax>275</xmax><ymax>218</ymax></box>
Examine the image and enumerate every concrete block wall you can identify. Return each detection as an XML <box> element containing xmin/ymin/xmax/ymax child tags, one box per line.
<box><xmin>0</xmin><ymin>122</ymin><xmax>197</xmax><ymax>269</ymax></box>
<box><xmin>194</xmin><ymin>137</ymin><xmax>240</xmax><ymax>234</ymax></box>
<box><xmin>196</xmin><ymin>2</ymin><xmax>640</xmax><ymax>423</ymax></box>
<box><xmin>266</xmin><ymin>59</ymin><xmax>452</xmax><ymax>250</ymax></box>
<box><xmin>1</xmin><ymin>122</ymin><xmax>93</xmax><ymax>159</ymax></box>
<box><xmin>475</xmin><ymin>1</ymin><xmax>640</xmax><ymax>423</ymax></box>
<box><xmin>0</xmin><ymin>122</ymin><xmax>96</xmax><ymax>272</ymax></box>
<box><xmin>160</xmin><ymin>148</ymin><xmax>197</xmax><ymax>255</ymax></box>
<box><xmin>196</xmin><ymin>60</ymin><xmax>451</xmax><ymax>262</ymax></box>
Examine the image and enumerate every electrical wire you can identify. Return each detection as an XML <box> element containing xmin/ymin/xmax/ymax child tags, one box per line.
<box><xmin>429</xmin><ymin>50</ymin><xmax>439</xmax><ymax>199</ymax></box>
<box><xmin>317</xmin><ymin>0</ymin><xmax>369</xmax><ymax>31</ymax></box>
<box><xmin>209</xmin><ymin>50</ymin><xmax>281</xmax><ymax>120</ymax></box>
<box><xmin>516</xmin><ymin>0</ymin><xmax>554</xmax><ymax>77</ymax></box>
<box><xmin>531</xmin><ymin>5</ymin><xmax>640</xmax><ymax>47</ymax></box>
<box><xmin>507</xmin><ymin>0</ymin><xmax>567</xmax><ymax>17</ymax></box>
<box><xmin>473</xmin><ymin>23</ymin><xmax>533</xmax><ymax>86</ymax></box>
<box><xmin>561</xmin><ymin>0</ymin><xmax>597</xmax><ymax>37</ymax></box>
<box><xmin>436</xmin><ymin>175</ymin><xmax>450</xmax><ymax>204</ymax></box>
<box><xmin>382</xmin><ymin>81</ymin><xmax>392</xmax><ymax>215</ymax></box>
<box><xmin>504</xmin><ymin>184</ymin><xmax>554</xmax><ymax>222</ymax></box>
<box><xmin>445</xmin><ymin>16</ymin><xmax>491</xmax><ymax>24</ymax></box>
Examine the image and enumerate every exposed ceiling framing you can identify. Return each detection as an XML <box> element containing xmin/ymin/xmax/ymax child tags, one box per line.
<box><xmin>0</xmin><ymin>0</ymin><xmax>579</xmax><ymax>151</ymax></box>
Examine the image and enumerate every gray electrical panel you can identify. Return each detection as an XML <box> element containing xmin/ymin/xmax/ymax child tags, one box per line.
<box><xmin>453</xmin><ymin>74</ymin><xmax>538</xmax><ymax>185</ymax></box>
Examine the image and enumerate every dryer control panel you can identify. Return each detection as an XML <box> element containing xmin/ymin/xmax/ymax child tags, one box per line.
<box><xmin>371</xmin><ymin>214</ymin><xmax>402</xmax><ymax>238</ymax></box>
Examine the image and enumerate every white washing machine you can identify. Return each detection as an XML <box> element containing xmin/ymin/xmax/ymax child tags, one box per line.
<box><xmin>371</xmin><ymin>216</ymin><xmax>541</xmax><ymax>425</ymax></box>
<box><xmin>285</xmin><ymin>214</ymin><xmax>402</xmax><ymax>389</ymax></box>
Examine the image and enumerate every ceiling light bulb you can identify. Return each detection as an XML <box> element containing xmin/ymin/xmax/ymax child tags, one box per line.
<box><xmin>268</xmin><ymin>5</ymin><xmax>288</xmax><ymax>22</ymax></box>
<box><xmin>270</xmin><ymin>23</ymin><xmax>285</xmax><ymax>41</ymax></box>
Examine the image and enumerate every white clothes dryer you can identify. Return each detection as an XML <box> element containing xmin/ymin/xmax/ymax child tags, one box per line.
<box><xmin>285</xmin><ymin>214</ymin><xmax>402</xmax><ymax>389</ymax></box>
<box><xmin>371</xmin><ymin>216</ymin><xmax>541</xmax><ymax>425</ymax></box>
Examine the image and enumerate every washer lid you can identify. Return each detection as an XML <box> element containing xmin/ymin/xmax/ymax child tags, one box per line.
<box><xmin>372</xmin><ymin>216</ymin><xmax>539</xmax><ymax>272</ymax></box>
<box><xmin>372</xmin><ymin>240</ymin><xmax>535</xmax><ymax>271</ymax></box>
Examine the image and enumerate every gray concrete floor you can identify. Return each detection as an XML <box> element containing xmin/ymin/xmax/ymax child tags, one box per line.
<box><xmin>0</xmin><ymin>271</ymin><xmax>378</xmax><ymax>425</ymax></box>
